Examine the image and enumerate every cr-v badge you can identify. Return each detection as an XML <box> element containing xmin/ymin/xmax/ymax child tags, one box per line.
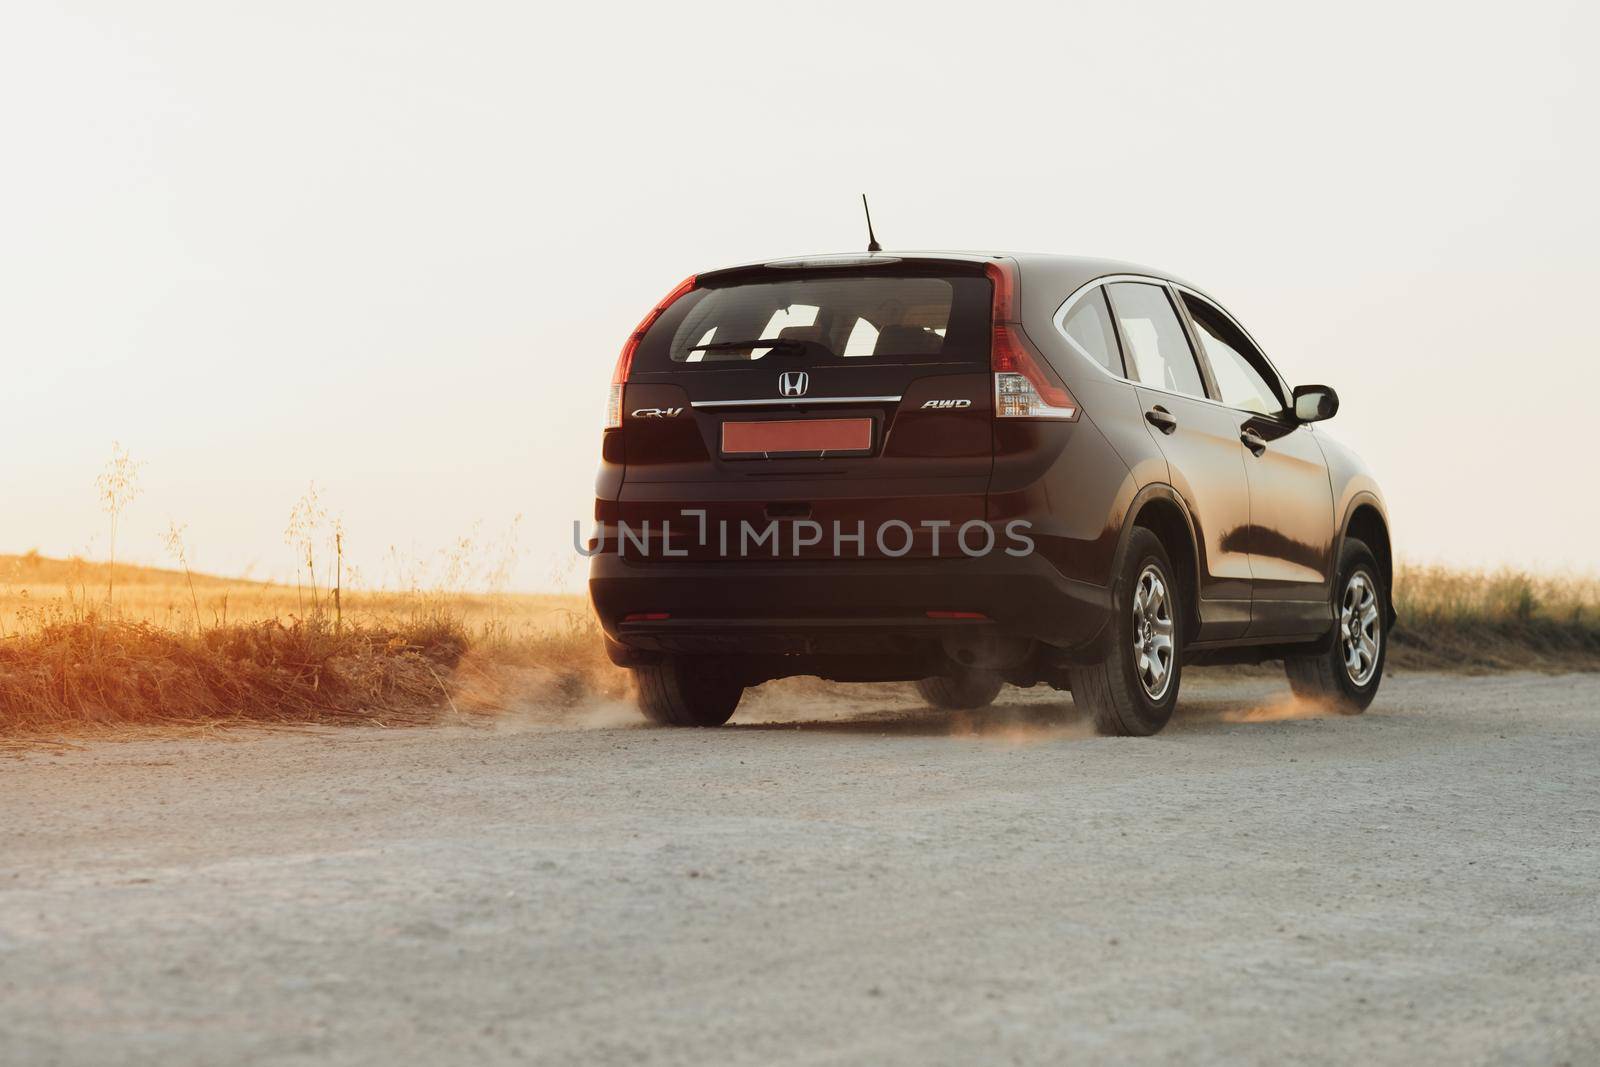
<box><xmin>631</xmin><ymin>407</ymin><xmax>684</xmax><ymax>418</ymax></box>
<box><xmin>778</xmin><ymin>371</ymin><xmax>809</xmax><ymax>397</ymax></box>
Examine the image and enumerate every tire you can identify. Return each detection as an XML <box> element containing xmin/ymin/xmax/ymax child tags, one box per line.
<box><xmin>1068</xmin><ymin>527</ymin><xmax>1182</xmax><ymax>736</ymax></box>
<box><xmin>633</xmin><ymin>657</ymin><xmax>742</xmax><ymax>727</ymax></box>
<box><xmin>915</xmin><ymin>669</ymin><xmax>1003</xmax><ymax>710</ymax></box>
<box><xmin>1285</xmin><ymin>538</ymin><xmax>1386</xmax><ymax>714</ymax></box>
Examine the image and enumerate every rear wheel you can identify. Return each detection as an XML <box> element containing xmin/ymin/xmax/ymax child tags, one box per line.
<box><xmin>1284</xmin><ymin>538</ymin><xmax>1386</xmax><ymax>713</ymax></box>
<box><xmin>633</xmin><ymin>657</ymin><xmax>742</xmax><ymax>727</ymax></box>
<box><xmin>1069</xmin><ymin>527</ymin><xmax>1181</xmax><ymax>736</ymax></box>
<box><xmin>915</xmin><ymin>669</ymin><xmax>1003</xmax><ymax>710</ymax></box>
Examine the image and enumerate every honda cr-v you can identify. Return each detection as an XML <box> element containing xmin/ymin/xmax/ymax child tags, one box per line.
<box><xmin>588</xmin><ymin>251</ymin><xmax>1393</xmax><ymax>735</ymax></box>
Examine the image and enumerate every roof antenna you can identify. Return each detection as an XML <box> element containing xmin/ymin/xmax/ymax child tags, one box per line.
<box><xmin>861</xmin><ymin>194</ymin><xmax>882</xmax><ymax>252</ymax></box>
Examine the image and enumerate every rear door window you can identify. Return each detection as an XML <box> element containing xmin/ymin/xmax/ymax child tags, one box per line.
<box><xmin>1105</xmin><ymin>282</ymin><xmax>1207</xmax><ymax>399</ymax></box>
<box><xmin>634</xmin><ymin>273</ymin><xmax>992</xmax><ymax>371</ymax></box>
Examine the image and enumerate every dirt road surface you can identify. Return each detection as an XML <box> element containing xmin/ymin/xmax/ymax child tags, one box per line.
<box><xmin>4</xmin><ymin>672</ymin><xmax>1598</xmax><ymax>1065</ymax></box>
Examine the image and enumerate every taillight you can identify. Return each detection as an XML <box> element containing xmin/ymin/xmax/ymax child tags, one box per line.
<box><xmin>985</xmin><ymin>262</ymin><xmax>1080</xmax><ymax>421</ymax></box>
<box><xmin>607</xmin><ymin>274</ymin><xmax>697</xmax><ymax>429</ymax></box>
<box><xmin>993</xmin><ymin>324</ymin><xmax>1080</xmax><ymax>419</ymax></box>
<box><xmin>606</xmin><ymin>383</ymin><xmax>625</xmax><ymax>430</ymax></box>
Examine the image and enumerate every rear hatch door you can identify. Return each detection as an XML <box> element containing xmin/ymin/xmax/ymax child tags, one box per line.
<box><xmin>613</xmin><ymin>259</ymin><xmax>994</xmax><ymax>559</ymax></box>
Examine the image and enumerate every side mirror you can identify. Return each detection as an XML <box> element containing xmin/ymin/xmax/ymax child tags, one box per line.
<box><xmin>1292</xmin><ymin>384</ymin><xmax>1339</xmax><ymax>423</ymax></box>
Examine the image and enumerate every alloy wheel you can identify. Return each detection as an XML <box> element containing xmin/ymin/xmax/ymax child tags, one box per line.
<box><xmin>1340</xmin><ymin>571</ymin><xmax>1381</xmax><ymax>686</ymax></box>
<box><xmin>1132</xmin><ymin>564</ymin><xmax>1176</xmax><ymax>700</ymax></box>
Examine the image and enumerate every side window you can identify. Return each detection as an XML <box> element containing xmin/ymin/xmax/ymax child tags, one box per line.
<box><xmin>1180</xmin><ymin>293</ymin><xmax>1284</xmax><ymax>415</ymax></box>
<box><xmin>1060</xmin><ymin>288</ymin><xmax>1123</xmax><ymax>374</ymax></box>
<box><xmin>1105</xmin><ymin>282</ymin><xmax>1207</xmax><ymax>398</ymax></box>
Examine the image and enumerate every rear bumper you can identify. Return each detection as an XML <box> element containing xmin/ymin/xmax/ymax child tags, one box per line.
<box><xmin>589</xmin><ymin>551</ymin><xmax>1111</xmax><ymax>675</ymax></box>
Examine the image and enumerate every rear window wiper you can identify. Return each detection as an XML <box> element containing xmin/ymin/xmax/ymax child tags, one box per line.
<box><xmin>687</xmin><ymin>338</ymin><xmax>835</xmax><ymax>359</ymax></box>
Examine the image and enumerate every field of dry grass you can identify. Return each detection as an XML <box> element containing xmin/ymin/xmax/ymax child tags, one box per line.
<box><xmin>0</xmin><ymin>551</ymin><xmax>586</xmax><ymax>635</ymax></box>
<box><xmin>1390</xmin><ymin>562</ymin><xmax>1600</xmax><ymax>670</ymax></box>
<box><xmin>3</xmin><ymin>552</ymin><xmax>1597</xmax><ymax>737</ymax></box>
<box><xmin>0</xmin><ymin>552</ymin><xmax>625</xmax><ymax>737</ymax></box>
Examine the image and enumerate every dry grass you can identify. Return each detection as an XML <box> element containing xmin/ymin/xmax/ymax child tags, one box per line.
<box><xmin>2</xmin><ymin>552</ymin><xmax>1597</xmax><ymax>737</ymax></box>
<box><xmin>1389</xmin><ymin>562</ymin><xmax>1600</xmax><ymax>671</ymax></box>
<box><xmin>0</xmin><ymin>551</ymin><xmax>584</xmax><ymax>634</ymax></box>
<box><xmin>0</xmin><ymin>616</ymin><xmax>465</xmax><ymax>733</ymax></box>
<box><xmin>0</xmin><ymin>552</ymin><xmax>626</xmax><ymax>737</ymax></box>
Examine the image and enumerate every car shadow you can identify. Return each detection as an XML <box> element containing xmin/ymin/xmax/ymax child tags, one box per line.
<box><xmin>726</xmin><ymin>688</ymin><xmax>1346</xmax><ymax>737</ymax></box>
<box><xmin>732</xmin><ymin>702</ymin><xmax>1089</xmax><ymax>737</ymax></box>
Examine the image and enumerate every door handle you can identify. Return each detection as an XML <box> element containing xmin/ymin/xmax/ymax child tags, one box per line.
<box><xmin>1240</xmin><ymin>428</ymin><xmax>1268</xmax><ymax>457</ymax></box>
<box><xmin>1145</xmin><ymin>406</ymin><xmax>1178</xmax><ymax>435</ymax></box>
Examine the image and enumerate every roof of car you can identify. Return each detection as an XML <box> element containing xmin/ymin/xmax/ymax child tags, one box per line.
<box><xmin>708</xmin><ymin>250</ymin><xmax>1197</xmax><ymax>296</ymax></box>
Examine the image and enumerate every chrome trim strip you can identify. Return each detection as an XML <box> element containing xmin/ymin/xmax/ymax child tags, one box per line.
<box><xmin>690</xmin><ymin>395</ymin><xmax>902</xmax><ymax>408</ymax></box>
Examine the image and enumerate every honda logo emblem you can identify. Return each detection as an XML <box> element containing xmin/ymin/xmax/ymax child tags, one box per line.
<box><xmin>778</xmin><ymin>371</ymin><xmax>809</xmax><ymax>398</ymax></box>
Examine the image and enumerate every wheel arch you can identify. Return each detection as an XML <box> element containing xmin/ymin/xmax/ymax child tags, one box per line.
<box><xmin>1118</xmin><ymin>484</ymin><xmax>1202</xmax><ymax>642</ymax></box>
<box><xmin>1339</xmin><ymin>495</ymin><xmax>1395</xmax><ymax>625</ymax></box>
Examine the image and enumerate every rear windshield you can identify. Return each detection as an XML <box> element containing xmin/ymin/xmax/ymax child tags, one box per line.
<box><xmin>633</xmin><ymin>272</ymin><xmax>992</xmax><ymax>372</ymax></box>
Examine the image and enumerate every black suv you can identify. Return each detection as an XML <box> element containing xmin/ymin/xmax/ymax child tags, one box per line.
<box><xmin>588</xmin><ymin>252</ymin><xmax>1393</xmax><ymax>735</ymax></box>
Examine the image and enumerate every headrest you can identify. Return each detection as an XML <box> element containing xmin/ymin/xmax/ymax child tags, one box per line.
<box><xmin>774</xmin><ymin>324</ymin><xmax>827</xmax><ymax>345</ymax></box>
<box><xmin>875</xmin><ymin>325</ymin><xmax>944</xmax><ymax>356</ymax></box>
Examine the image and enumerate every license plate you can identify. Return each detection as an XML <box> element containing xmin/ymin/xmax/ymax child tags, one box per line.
<box><xmin>721</xmin><ymin>418</ymin><xmax>873</xmax><ymax>456</ymax></box>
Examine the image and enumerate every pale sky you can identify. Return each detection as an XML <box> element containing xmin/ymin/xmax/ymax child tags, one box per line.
<box><xmin>3</xmin><ymin>0</ymin><xmax>1597</xmax><ymax>590</ymax></box>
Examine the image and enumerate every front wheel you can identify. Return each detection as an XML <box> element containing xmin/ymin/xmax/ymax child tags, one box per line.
<box><xmin>1068</xmin><ymin>527</ymin><xmax>1182</xmax><ymax>736</ymax></box>
<box><xmin>633</xmin><ymin>657</ymin><xmax>742</xmax><ymax>727</ymax></box>
<box><xmin>1284</xmin><ymin>538</ymin><xmax>1386</xmax><ymax>713</ymax></box>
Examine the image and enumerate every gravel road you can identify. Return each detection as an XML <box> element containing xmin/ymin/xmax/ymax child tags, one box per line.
<box><xmin>3</xmin><ymin>672</ymin><xmax>1598</xmax><ymax>1066</ymax></box>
